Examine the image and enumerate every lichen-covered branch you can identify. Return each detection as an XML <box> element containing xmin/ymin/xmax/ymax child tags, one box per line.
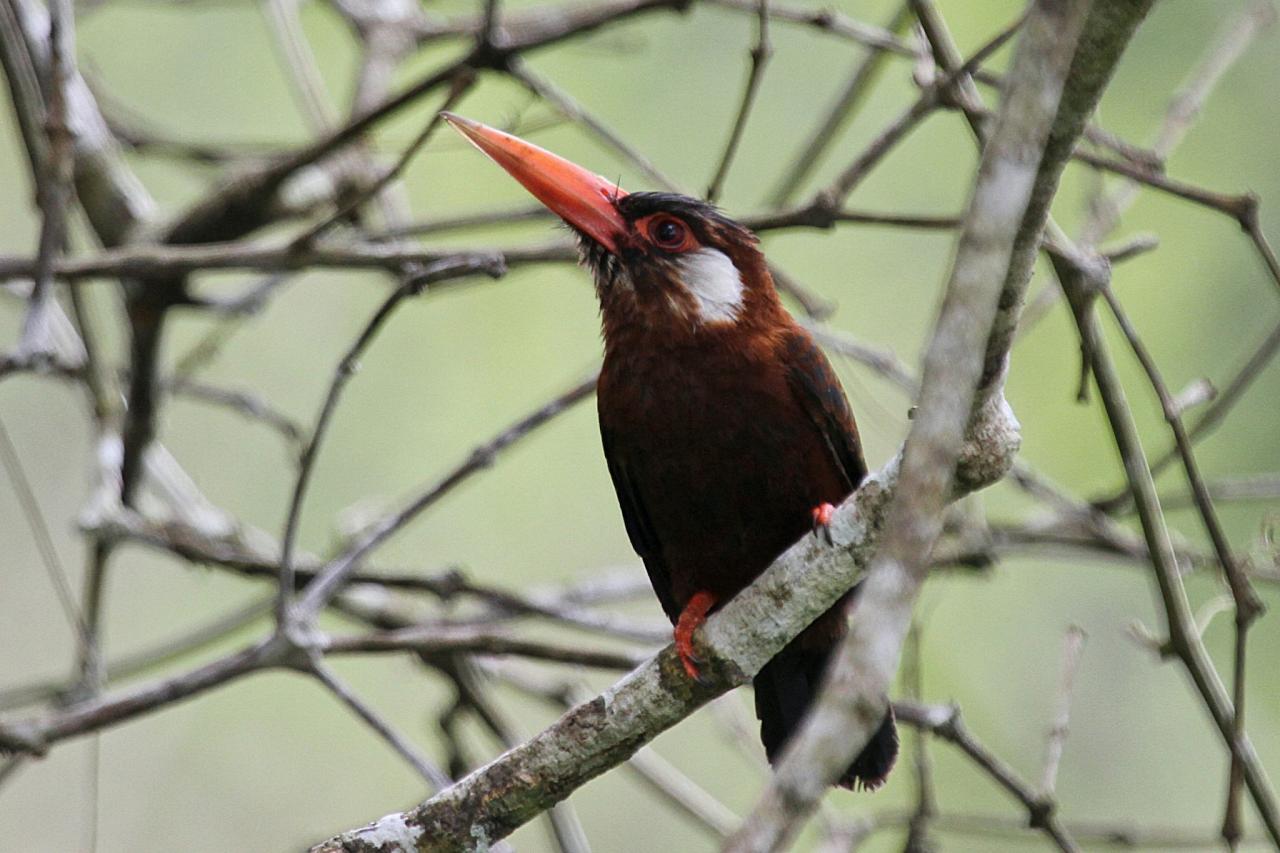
<box><xmin>311</xmin><ymin>402</ymin><xmax>1017</xmax><ymax>851</ymax></box>
<box><xmin>724</xmin><ymin>2</ymin><xmax>1153</xmax><ymax>850</ymax></box>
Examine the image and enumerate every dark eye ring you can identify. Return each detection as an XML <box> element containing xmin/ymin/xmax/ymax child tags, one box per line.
<box><xmin>649</xmin><ymin>217</ymin><xmax>688</xmax><ymax>249</ymax></box>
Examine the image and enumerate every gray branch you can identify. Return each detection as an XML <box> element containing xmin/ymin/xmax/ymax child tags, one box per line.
<box><xmin>725</xmin><ymin>2</ymin><xmax>1153</xmax><ymax>850</ymax></box>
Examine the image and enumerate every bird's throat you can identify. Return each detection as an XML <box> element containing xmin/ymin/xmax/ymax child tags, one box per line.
<box><xmin>677</xmin><ymin>248</ymin><xmax>745</xmax><ymax>325</ymax></box>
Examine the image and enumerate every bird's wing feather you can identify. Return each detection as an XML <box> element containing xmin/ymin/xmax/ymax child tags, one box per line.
<box><xmin>600</xmin><ymin>425</ymin><xmax>680</xmax><ymax>622</ymax></box>
<box><xmin>781</xmin><ymin>328</ymin><xmax>868</xmax><ymax>491</ymax></box>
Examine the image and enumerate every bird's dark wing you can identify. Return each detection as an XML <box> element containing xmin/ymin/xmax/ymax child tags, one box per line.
<box><xmin>781</xmin><ymin>328</ymin><xmax>868</xmax><ymax>491</ymax></box>
<box><xmin>600</xmin><ymin>426</ymin><xmax>680</xmax><ymax>622</ymax></box>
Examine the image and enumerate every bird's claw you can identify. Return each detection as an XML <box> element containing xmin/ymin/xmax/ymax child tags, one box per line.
<box><xmin>811</xmin><ymin>502</ymin><xmax>836</xmax><ymax>545</ymax></box>
<box><xmin>674</xmin><ymin>590</ymin><xmax>717</xmax><ymax>685</ymax></box>
<box><xmin>678</xmin><ymin>648</ymin><xmax>712</xmax><ymax>685</ymax></box>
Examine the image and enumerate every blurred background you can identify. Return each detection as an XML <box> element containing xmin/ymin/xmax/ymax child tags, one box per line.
<box><xmin>2</xmin><ymin>0</ymin><xmax>1279</xmax><ymax>850</ymax></box>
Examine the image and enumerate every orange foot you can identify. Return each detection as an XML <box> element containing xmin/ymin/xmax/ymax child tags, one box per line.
<box><xmin>674</xmin><ymin>591</ymin><xmax>718</xmax><ymax>683</ymax></box>
<box><xmin>811</xmin><ymin>502</ymin><xmax>836</xmax><ymax>545</ymax></box>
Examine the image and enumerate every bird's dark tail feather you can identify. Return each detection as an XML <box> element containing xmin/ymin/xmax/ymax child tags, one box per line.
<box><xmin>753</xmin><ymin>640</ymin><xmax>899</xmax><ymax>790</ymax></box>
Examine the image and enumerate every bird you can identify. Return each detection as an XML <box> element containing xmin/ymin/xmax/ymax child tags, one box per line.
<box><xmin>443</xmin><ymin>112</ymin><xmax>898</xmax><ymax>790</ymax></box>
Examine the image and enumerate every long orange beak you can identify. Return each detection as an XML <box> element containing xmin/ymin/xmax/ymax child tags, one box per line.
<box><xmin>442</xmin><ymin>113</ymin><xmax>628</xmax><ymax>254</ymax></box>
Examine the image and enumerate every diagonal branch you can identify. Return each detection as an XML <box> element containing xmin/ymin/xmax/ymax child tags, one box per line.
<box><xmin>309</xmin><ymin>419</ymin><xmax>1013</xmax><ymax>852</ymax></box>
<box><xmin>12</xmin><ymin>0</ymin><xmax>74</xmax><ymax>362</ymax></box>
<box><xmin>1052</xmin><ymin>243</ymin><xmax>1280</xmax><ymax>847</ymax></box>
<box><xmin>764</xmin><ymin>2</ymin><xmax>913</xmax><ymax>206</ymax></box>
<box><xmin>276</xmin><ymin>255</ymin><xmax>507</xmax><ymax>626</ymax></box>
<box><xmin>705</xmin><ymin>0</ymin><xmax>771</xmax><ymax>202</ymax></box>
<box><xmin>725</xmin><ymin>2</ymin><xmax>1154</xmax><ymax>850</ymax></box>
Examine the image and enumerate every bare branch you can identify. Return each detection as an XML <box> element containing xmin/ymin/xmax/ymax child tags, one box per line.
<box><xmin>705</xmin><ymin>0</ymin><xmax>771</xmax><ymax>202</ymax></box>
<box><xmin>290</xmin><ymin>77</ymin><xmax>475</xmax><ymax>248</ymax></box>
<box><xmin>277</xmin><ymin>235</ymin><xmax>506</xmax><ymax>627</ymax></box>
<box><xmin>1096</xmin><ymin>317</ymin><xmax>1280</xmax><ymax>512</ymax></box>
<box><xmin>896</xmin><ymin>701</ymin><xmax>1071</xmax><ymax>849</ymax></box>
<box><xmin>726</xmin><ymin>2</ymin><xmax>1150</xmax><ymax>848</ymax></box>
<box><xmin>1038</xmin><ymin>625</ymin><xmax>1087</xmax><ymax>798</ymax></box>
<box><xmin>0</xmin><ymin>239</ymin><xmax>570</xmax><ymax>280</ymax></box>
<box><xmin>1052</xmin><ymin>240</ymin><xmax>1280</xmax><ymax>846</ymax></box>
<box><xmin>765</xmin><ymin>2</ymin><xmax>913</xmax><ymax>206</ymax></box>
<box><xmin>320</xmin><ymin>626</ymin><xmax>649</xmax><ymax>671</ymax></box>
<box><xmin>292</xmin><ymin>371</ymin><xmax>599</xmax><ymax>620</ymax></box>
<box><xmin>307</xmin><ymin>659</ymin><xmax>453</xmax><ymax>789</ymax></box>
<box><xmin>12</xmin><ymin>0</ymin><xmax>74</xmax><ymax>362</ymax></box>
<box><xmin>707</xmin><ymin>0</ymin><xmax>915</xmax><ymax>57</ymax></box>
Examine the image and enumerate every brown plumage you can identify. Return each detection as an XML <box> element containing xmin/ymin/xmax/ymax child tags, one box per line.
<box><xmin>444</xmin><ymin>115</ymin><xmax>898</xmax><ymax>790</ymax></box>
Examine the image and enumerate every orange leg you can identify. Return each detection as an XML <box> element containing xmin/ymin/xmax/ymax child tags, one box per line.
<box><xmin>811</xmin><ymin>502</ymin><xmax>836</xmax><ymax>544</ymax></box>
<box><xmin>674</xmin><ymin>590</ymin><xmax>718</xmax><ymax>682</ymax></box>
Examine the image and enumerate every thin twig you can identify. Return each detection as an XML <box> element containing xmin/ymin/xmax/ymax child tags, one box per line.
<box><xmin>276</xmin><ymin>254</ymin><xmax>508</xmax><ymax>626</ymax></box>
<box><xmin>1149</xmin><ymin>473</ymin><xmax>1280</xmax><ymax>511</ymax></box>
<box><xmin>896</xmin><ymin>701</ymin><xmax>1070</xmax><ymax>849</ymax></box>
<box><xmin>766</xmin><ymin>1</ymin><xmax>913</xmax><ymax>206</ymax></box>
<box><xmin>291</xmin><ymin>76</ymin><xmax>475</xmax><ymax>248</ymax></box>
<box><xmin>706</xmin><ymin>0</ymin><xmax>916</xmax><ymax>57</ymax></box>
<box><xmin>745</xmin><ymin>206</ymin><xmax>961</xmax><ymax>233</ymax></box>
<box><xmin>819</xmin><ymin>13</ymin><xmax>1022</xmax><ymax>205</ymax></box>
<box><xmin>802</xmin><ymin>320</ymin><xmax>918</xmax><ymax>393</ymax></box>
<box><xmin>0</xmin><ymin>637</ymin><xmax>281</xmax><ymax>753</ymax></box>
<box><xmin>307</xmin><ymin>659</ymin><xmax>452</xmax><ymax>789</ymax></box>
<box><xmin>1052</xmin><ymin>238</ymin><xmax>1280</xmax><ymax>847</ymax></box>
<box><xmin>0</xmin><ymin>412</ymin><xmax>87</xmax><ymax>642</ymax></box>
<box><xmin>320</xmin><ymin>626</ymin><xmax>648</xmax><ymax>670</ymax></box>
<box><xmin>1038</xmin><ymin>625</ymin><xmax>1086</xmax><ymax>798</ymax></box>
<box><xmin>506</xmin><ymin>58</ymin><xmax>677</xmax><ymax>191</ymax></box>
<box><xmin>705</xmin><ymin>0</ymin><xmax>770</xmax><ymax>202</ymax></box>
<box><xmin>850</xmin><ymin>808</ymin><xmax>1275</xmax><ymax>850</ymax></box>
<box><xmin>15</xmin><ymin>0</ymin><xmax>74</xmax><ymax>362</ymax></box>
<box><xmin>0</xmin><ymin>239</ymin><xmax>567</xmax><ymax>280</ymax></box>
<box><xmin>1095</xmin><ymin>318</ymin><xmax>1280</xmax><ymax>513</ymax></box>
<box><xmin>163</xmin><ymin>376</ymin><xmax>304</xmax><ymax>452</ymax></box>
<box><xmin>902</xmin><ymin>622</ymin><xmax>936</xmax><ymax>853</ymax></box>
<box><xmin>84</xmin><ymin>508</ymin><xmax>668</xmax><ymax>642</ymax></box>
<box><xmin>0</xmin><ymin>598</ymin><xmax>270</xmax><ymax>713</ymax></box>
<box><xmin>292</xmin><ymin>370</ymin><xmax>599</xmax><ymax>620</ymax></box>
<box><xmin>1096</xmin><ymin>283</ymin><xmax>1264</xmax><ymax>848</ymax></box>
<box><xmin>368</xmin><ymin>204</ymin><xmax>551</xmax><ymax>241</ymax></box>
<box><xmin>262</xmin><ymin>0</ymin><xmax>337</xmax><ymax>131</ymax></box>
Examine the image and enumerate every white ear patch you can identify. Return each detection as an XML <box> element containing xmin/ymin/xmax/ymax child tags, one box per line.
<box><xmin>678</xmin><ymin>248</ymin><xmax>745</xmax><ymax>324</ymax></box>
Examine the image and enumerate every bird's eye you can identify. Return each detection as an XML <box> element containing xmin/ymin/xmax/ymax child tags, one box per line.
<box><xmin>647</xmin><ymin>216</ymin><xmax>690</xmax><ymax>250</ymax></box>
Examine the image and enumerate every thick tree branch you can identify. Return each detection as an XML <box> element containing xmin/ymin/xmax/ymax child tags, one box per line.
<box><xmin>725</xmin><ymin>2</ymin><xmax>1153</xmax><ymax>850</ymax></box>
<box><xmin>309</xmin><ymin>441</ymin><xmax>1000</xmax><ymax>851</ymax></box>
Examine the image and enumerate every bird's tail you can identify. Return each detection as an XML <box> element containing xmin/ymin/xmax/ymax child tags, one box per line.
<box><xmin>753</xmin><ymin>639</ymin><xmax>898</xmax><ymax>790</ymax></box>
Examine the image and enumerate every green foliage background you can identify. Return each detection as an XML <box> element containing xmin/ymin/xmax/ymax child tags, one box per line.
<box><xmin>2</xmin><ymin>0</ymin><xmax>1279</xmax><ymax>850</ymax></box>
